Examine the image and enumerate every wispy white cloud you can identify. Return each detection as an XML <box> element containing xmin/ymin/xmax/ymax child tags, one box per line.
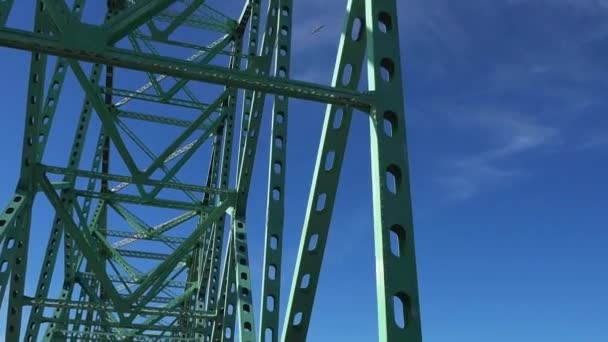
<box><xmin>438</xmin><ymin>111</ymin><xmax>559</xmax><ymax>200</ymax></box>
<box><xmin>285</xmin><ymin>0</ymin><xmax>605</xmax><ymax>202</ymax></box>
<box><xmin>438</xmin><ymin>163</ymin><xmax>520</xmax><ymax>201</ymax></box>
<box><xmin>396</xmin><ymin>0</ymin><xmax>606</xmax><ymax>201</ymax></box>
<box><xmin>399</xmin><ymin>0</ymin><xmax>474</xmax><ymax>53</ymax></box>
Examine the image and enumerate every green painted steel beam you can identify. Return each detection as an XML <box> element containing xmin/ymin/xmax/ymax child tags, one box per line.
<box><xmin>132</xmin><ymin>31</ymin><xmax>241</xmax><ymax>59</ymax></box>
<box><xmin>116</xmin><ymin>249</ymin><xmax>171</xmax><ymax>260</ymax></box>
<box><xmin>150</xmin><ymin>0</ymin><xmax>207</xmax><ymax>39</ymax></box>
<box><xmin>0</xmin><ymin>192</ymin><xmax>27</xmax><ymax>242</ymax></box>
<box><xmin>218</xmin><ymin>1</ymin><xmax>266</xmax><ymax>339</ymax></box>
<box><xmin>77</xmin><ymin>272</ymin><xmax>190</xmax><ymax>288</ymax></box>
<box><xmin>139</xmin><ymin>90</ymin><xmax>229</xmax><ymax>180</ymax></box>
<box><xmin>92</xmin><ymin>230</ymin><xmax>141</xmax><ymax>279</ymax></box>
<box><xmin>39</xmin><ymin>173</ymin><xmax>125</xmax><ymax>308</ymax></box>
<box><xmin>201</xmin><ymin>36</ymin><xmax>243</xmax><ymax>342</ymax></box>
<box><xmin>364</xmin><ymin>0</ymin><xmax>423</xmax><ymax>339</ymax></box>
<box><xmin>112</xmin><ymin>210</ymin><xmax>198</xmax><ymax>249</ymax></box>
<box><xmin>43</xmin><ymin>165</ymin><xmax>227</xmax><ymax>194</ymax></box>
<box><xmin>259</xmin><ymin>0</ymin><xmax>293</xmax><ymax>340</ymax></box>
<box><xmin>2</xmin><ymin>2</ymin><xmax>47</xmax><ymax>339</ymax></box>
<box><xmin>117</xmin><ymin>110</ymin><xmax>203</xmax><ymax>128</ymax></box>
<box><xmin>150</xmin><ymin>296</ymin><xmax>181</xmax><ymax>304</ymax></box>
<box><xmin>155</xmin><ymin>5</ymin><xmax>236</xmax><ymax>33</ymax></box>
<box><xmin>69</xmin><ymin>60</ymin><xmax>143</xmax><ymax>183</ymax></box>
<box><xmin>0</xmin><ymin>0</ymin><xmax>424</xmax><ymax>339</ymax></box>
<box><xmin>211</xmin><ymin>233</ymin><xmax>237</xmax><ymax>342</ymax></box>
<box><xmin>104</xmin><ymin>0</ymin><xmax>175</xmax><ymax>44</ymax></box>
<box><xmin>105</xmin><ymin>229</ymin><xmax>186</xmax><ymax>244</ymax></box>
<box><xmin>0</xmin><ymin>27</ymin><xmax>372</xmax><ymax>109</ymax></box>
<box><xmin>110</xmin><ymin>202</ymin><xmax>180</xmax><ymax>249</ymax></box>
<box><xmin>113</xmin><ymin>36</ymin><xmax>228</xmax><ymax>109</ymax></box>
<box><xmin>125</xmin><ymin>197</ymin><xmax>233</xmax><ymax>306</ymax></box>
<box><xmin>73</xmin><ymin>190</ymin><xmax>208</xmax><ymax>211</ymax></box>
<box><xmin>56</xmin><ymin>330</ymin><xmax>210</xmax><ymax>341</ymax></box>
<box><xmin>24</xmin><ymin>34</ymin><xmax>102</xmax><ymax>340</ymax></box>
<box><xmin>105</xmin><ymin>87</ymin><xmax>211</xmax><ymax>109</ymax></box>
<box><xmin>42</xmin><ymin>318</ymin><xmax>210</xmax><ymax>333</ymax></box>
<box><xmin>281</xmin><ymin>1</ymin><xmax>366</xmax><ymax>340</ymax></box>
<box><xmin>0</xmin><ymin>0</ymin><xmax>14</xmax><ymax>26</ymax></box>
<box><xmin>25</xmin><ymin>297</ymin><xmax>214</xmax><ymax>319</ymax></box>
<box><xmin>180</xmin><ymin>128</ymin><xmax>224</xmax><ymax>338</ymax></box>
<box><xmin>127</xmin><ymin>33</ymin><xmax>166</xmax><ymax>96</ymax></box>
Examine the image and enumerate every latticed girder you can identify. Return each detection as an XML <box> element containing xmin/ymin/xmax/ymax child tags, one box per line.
<box><xmin>0</xmin><ymin>0</ymin><xmax>423</xmax><ymax>341</ymax></box>
<box><xmin>155</xmin><ymin>3</ymin><xmax>237</xmax><ymax>33</ymax></box>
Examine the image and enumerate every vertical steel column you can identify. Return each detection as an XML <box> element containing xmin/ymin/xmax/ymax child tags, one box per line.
<box><xmin>237</xmin><ymin>0</ymin><xmax>262</xmax><ymax>172</ymax></box>
<box><xmin>231</xmin><ymin>1</ymin><xmax>284</xmax><ymax>341</ymax></box>
<box><xmin>180</xmin><ymin>131</ymin><xmax>222</xmax><ymax>340</ymax></box>
<box><xmin>281</xmin><ymin>0</ymin><xmax>366</xmax><ymax>340</ymax></box>
<box><xmin>43</xmin><ymin>2</ymin><xmax>122</xmax><ymax>337</ymax></box>
<box><xmin>201</xmin><ymin>38</ymin><xmax>245</xmax><ymax>342</ymax></box>
<box><xmin>259</xmin><ymin>0</ymin><xmax>293</xmax><ymax>341</ymax></box>
<box><xmin>31</xmin><ymin>63</ymin><xmax>103</xmax><ymax>340</ymax></box>
<box><xmin>211</xmin><ymin>233</ymin><xmax>237</xmax><ymax>342</ymax></box>
<box><xmin>0</xmin><ymin>0</ymin><xmax>425</xmax><ymax>340</ymax></box>
<box><xmin>6</xmin><ymin>3</ymin><xmax>88</xmax><ymax>337</ymax></box>
<box><xmin>205</xmin><ymin>33</ymin><xmax>246</xmax><ymax>341</ymax></box>
<box><xmin>0</xmin><ymin>0</ymin><xmax>15</xmax><ymax>26</ymax></box>
<box><xmin>3</xmin><ymin>1</ymin><xmax>47</xmax><ymax>339</ymax></box>
<box><xmin>365</xmin><ymin>0</ymin><xmax>422</xmax><ymax>340</ymax></box>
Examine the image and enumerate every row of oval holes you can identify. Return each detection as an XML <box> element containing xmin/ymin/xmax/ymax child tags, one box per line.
<box><xmin>288</xmin><ymin>305</ymin><xmax>410</xmax><ymax>331</ymax></box>
<box><xmin>299</xmin><ymin>70</ymin><xmax>408</xmax><ymax>330</ymax></box>
<box><xmin>0</xmin><ymin>195</ymin><xmax>22</xmax><ymax>228</ymax></box>
<box><xmin>225</xmin><ymin>327</ymin><xmax>275</xmax><ymax>341</ymax></box>
<box><xmin>363</xmin><ymin>15</ymin><xmax>406</xmax><ymax>326</ymax></box>
<box><xmin>4</xmin><ymin>3</ymin><xmax>400</xmax><ymax>340</ymax></box>
<box><xmin>261</xmin><ymin>3</ymin><xmax>290</xmax><ymax>57</ymax></box>
<box><xmin>302</xmin><ymin>221</ymin><xmax>405</xmax><ymax>258</ymax></box>
<box><xmin>288</xmin><ymin>294</ymin><xmax>409</xmax><ymax>329</ymax></box>
<box><xmin>341</xmin><ymin>12</ymin><xmax>395</xmax><ymax>86</ymax></box>
<box><xmin>332</xmin><ymin>5</ymin><xmax>406</xmax><ymax>276</ymax></box>
<box><xmin>31</xmin><ymin>2</ymin><xmax>401</xmax><ymax>335</ymax></box>
<box><xmin>190</xmin><ymin>8</ymin><xmax>405</xmax><ymax>339</ymax></box>
<box><xmin>290</xmin><ymin>225</ymin><xmax>408</xmax><ymax>330</ymax></box>
<box><xmin>324</xmin><ymin>108</ymin><xmax>401</xmax><ymax>175</ymax></box>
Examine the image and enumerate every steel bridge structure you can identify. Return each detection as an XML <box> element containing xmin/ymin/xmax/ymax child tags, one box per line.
<box><xmin>0</xmin><ymin>0</ymin><xmax>422</xmax><ymax>340</ymax></box>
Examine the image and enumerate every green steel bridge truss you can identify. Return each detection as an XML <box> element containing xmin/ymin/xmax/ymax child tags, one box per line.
<box><xmin>0</xmin><ymin>0</ymin><xmax>422</xmax><ymax>340</ymax></box>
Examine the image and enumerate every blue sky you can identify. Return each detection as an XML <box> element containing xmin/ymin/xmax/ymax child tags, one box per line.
<box><xmin>1</xmin><ymin>0</ymin><xmax>608</xmax><ymax>341</ymax></box>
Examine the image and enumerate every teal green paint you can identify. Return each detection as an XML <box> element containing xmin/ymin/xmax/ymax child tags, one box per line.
<box><xmin>0</xmin><ymin>1</ymin><xmax>423</xmax><ymax>340</ymax></box>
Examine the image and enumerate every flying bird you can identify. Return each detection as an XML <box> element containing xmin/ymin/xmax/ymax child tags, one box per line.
<box><xmin>311</xmin><ymin>25</ymin><xmax>325</xmax><ymax>35</ymax></box>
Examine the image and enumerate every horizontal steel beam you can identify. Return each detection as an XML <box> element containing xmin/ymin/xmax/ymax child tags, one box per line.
<box><xmin>42</xmin><ymin>318</ymin><xmax>209</xmax><ymax>332</ymax></box>
<box><xmin>0</xmin><ymin>27</ymin><xmax>372</xmax><ymax>110</ymax></box>
<box><xmin>77</xmin><ymin>272</ymin><xmax>190</xmax><ymax>288</ymax></box>
<box><xmin>43</xmin><ymin>165</ymin><xmax>232</xmax><ymax>194</ymax></box>
<box><xmin>105</xmin><ymin>229</ymin><xmax>187</xmax><ymax>244</ymax></box>
<box><xmin>55</xmin><ymin>330</ymin><xmax>198</xmax><ymax>341</ymax></box>
<box><xmin>26</xmin><ymin>298</ymin><xmax>215</xmax><ymax>319</ymax></box>
<box><xmin>117</xmin><ymin>249</ymin><xmax>171</xmax><ymax>260</ymax></box>
<box><xmin>117</xmin><ymin>110</ymin><xmax>202</xmax><ymax>128</ymax></box>
<box><xmin>73</xmin><ymin>190</ymin><xmax>209</xmax><ymax>211</ymax></box>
